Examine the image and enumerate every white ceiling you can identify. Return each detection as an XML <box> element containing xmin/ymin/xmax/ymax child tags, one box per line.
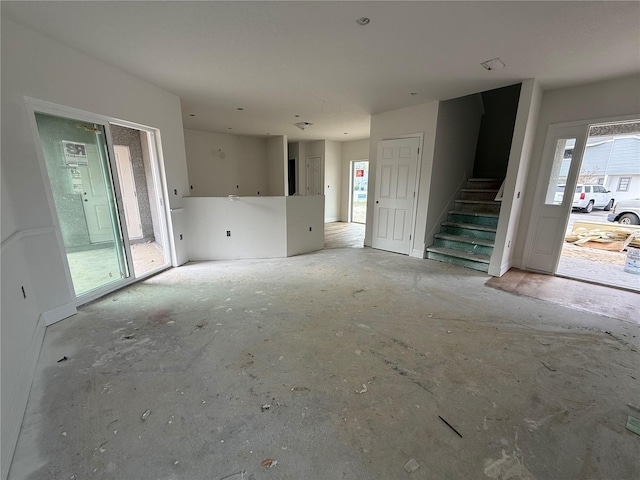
<box><xmin>3</xmin><ymin>1</ymin><xmax>639</xmax><ymax>142</ymax></box>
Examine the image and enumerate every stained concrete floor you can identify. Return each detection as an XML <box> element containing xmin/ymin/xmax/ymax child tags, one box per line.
<box><xmin>9</xmin><ymin>248</ymin><xmax>640</xmax><ymax>480</ymax></box>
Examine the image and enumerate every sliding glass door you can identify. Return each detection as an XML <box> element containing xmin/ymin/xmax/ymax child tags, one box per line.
<box><xmin>34</xmin><ymin>112</ymin><xmax>130</xmax><ymax>296</ymax></box>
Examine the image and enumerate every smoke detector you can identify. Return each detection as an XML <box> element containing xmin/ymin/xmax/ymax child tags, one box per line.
<box><xmin>294</xmin><ymin>121</ymin><xmax>314</xmax><ymax>130</ymax></box>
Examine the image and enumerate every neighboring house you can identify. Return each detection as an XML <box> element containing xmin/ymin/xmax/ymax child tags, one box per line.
<box><xmin>561</xmin><ymin>135</ymin><xmax>640</xmax><ymax>202</ymax></box>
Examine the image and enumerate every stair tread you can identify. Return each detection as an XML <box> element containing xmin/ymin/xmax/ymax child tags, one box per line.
<box><xmin>434</xmin><ymin>233</ymin><xmax>494</xmax><ymax>247</ymax></box>
<box><xmin>442</xmin><ymin>221</ymin><xmax>497</xmax><ymax>232</ymax></box>
<box><xmin>449</xmin><ymin>210</ymin><xmax>499</xmax><ymax>218</ymax></box>
<box><xmin>461</xmin><ymin>188</ymin><xmax>500</xmax><ymax>193</ymax></box>
<box><xmin>455</xmin><ymin>199</ymin><xmax>501</xmax><ymax>204</ymax></box>
<box><xmin>426</xmin><ymin>246</ymin><xmax>491</xmax><ymax>263</ymax></box>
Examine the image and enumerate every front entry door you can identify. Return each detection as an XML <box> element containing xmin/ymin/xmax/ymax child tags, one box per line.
<box><xmin>524</xmin><ymin>123</ymin><xmax>588</xmax><ymax>273</ymax></box>
<box><xmin>372</xmin><ymin>137</ymin><xmax>420</xmax><ymax>255</ymax></box>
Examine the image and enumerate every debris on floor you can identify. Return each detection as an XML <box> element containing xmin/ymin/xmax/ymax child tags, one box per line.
<box><xmin>261</xmin><ymin>459</ymin><xmax>277</xmax><ymax>468</ymax></box>
<box><xmin>626</xmin><ymin>415</ymin><xmax>640</xmax><ymax>436</ymax></box>
<box><xmin>564</xmin><ymin>226</ymin><xmax>640</xmax><ymax>251</ymax></box>
<box><xmin>403</xmin><ymin>458</ymin><xmax>421</xmax><ymax>473</ymax></box>
<box><xmin>438</xmin><ymin>415</ymin><xmax>463</xmax><ymax>438</ymax></box>
<box><xmin>261</xmin><ymin>404</ymin><xmax>271</xmax><ymax>412</ymax></box>
<box><xmin>356</xmin><ymin>383</ymin><xmax>367</xmax><ymax>394</ymax></box>
<box><xmin>541</xmin><ymin>361</ymin><xmax>557</xmax><ymax>372</ymax></box>
<box><xmin>141</xmin><ymin>409</ymin><xmax>151</xmax><ymax>421</ymax></box>
<box><xmin>57</xmin><ymin>356</ymin><xmax>68</xmax><ymax>363</ymax></box>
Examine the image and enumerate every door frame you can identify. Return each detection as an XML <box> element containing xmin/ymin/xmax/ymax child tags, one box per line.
<box><xmin>523</xmin><ymin>113</ymin><xmax>640</xmax><ymax>274</ymax></box>
<box><xmin>24</xmin><ymin>97</ymin><xmax>172</xmax><ymax>307</ymax></box>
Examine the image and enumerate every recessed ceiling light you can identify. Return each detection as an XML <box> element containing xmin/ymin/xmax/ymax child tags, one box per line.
<box><xmin>237</xmin><ymin>107</ymin><xmax>244</xmax><ymax>111</ymax></box>
<box><xmin>294</xmin><ymin>114</ymin><xmax>300</xmax><ymax>118</ymax></box>
<box><xmin>356</xmin><ymin>17</ymin><xmax>370</xmax><ymax>26</ymax></box>
<box><xmin>481</xmin><ymin>57</ymin><xmax>506</xmax><ymax>71</ymax></box>
<box><xmin>344</xmin><ymin>132</ymin><xmax>348</xmax><ymax>135</ymax></box>
<box><xmin>189</xmin><ymin>114</ymin><xmax>195</xmax><ymax>116</ymax></box>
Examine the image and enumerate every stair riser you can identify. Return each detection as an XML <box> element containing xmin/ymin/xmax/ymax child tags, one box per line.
<box><xmin>448</xmin><ymin>213</ymin><xmax>499</xmax><ymax>227</ymax></box>
<box><xmin>467</xmin><ymin>180</ymin><xmax>502</xmax><ymax>190</ymax></box>
<box><xmin>433</xmin><ymin>238</ymin><xmax>494</xmax><ymax>256</ymax></box>
<box><xmin>427</xmin><ymin>252</ymin><xmax>490</xmax><ymax>272</ymax></box>
<box><xmin>454</xmin><ymin>201</ymin><xmax>501</xmax><ymax>214</ymax></box>
<box><xmin>460</xmin><ymin>191</ymin><xmax>499</xmax><ymax>201</ymax></box>
<box><xmin>441</xmin><ymin>225</ymin><xmax>496</xmax><ymax>241</ymax></box>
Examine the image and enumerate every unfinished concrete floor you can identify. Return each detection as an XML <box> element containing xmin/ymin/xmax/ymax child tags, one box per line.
<box><xmin>9</xmin><ymin>248</ymin><xmax>640</xmax><ymax>480</ymax></box>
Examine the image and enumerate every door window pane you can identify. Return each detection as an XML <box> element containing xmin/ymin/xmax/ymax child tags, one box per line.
<box><xmin>545</xmin><ymin>138</ymin><xmax>577</xmax><ymax>205</ymax></box>
<box><xmin>35</xmin><ymin>113</ymin><xmax>129</xmax><ymax>296</ymax></box>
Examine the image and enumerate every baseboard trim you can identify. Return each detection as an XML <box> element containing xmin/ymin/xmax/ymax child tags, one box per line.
<box><xmin>411</xmin><ymin>249</ymin><xmax>425</xmax><ymax>259</ymax></box>
<box><xmin>43</xmin><ymin>302</ymin><xmax>77</xmax><ymax>326</ymax></box>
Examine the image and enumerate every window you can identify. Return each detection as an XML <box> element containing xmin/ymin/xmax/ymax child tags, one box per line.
<box><xmin>584</xmin><ymin>186</ymin><xmax>591</xmax><ymax>193</ymax></box>
<box><xmin>618</xmin><ymin>177</ymin><xmax>631</xmax><ymax>192</ymax></box>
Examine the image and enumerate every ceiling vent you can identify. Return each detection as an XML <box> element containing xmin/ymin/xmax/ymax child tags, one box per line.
<box><xmin>294</xmin><ymin>121</ymin><xmax>314</xmax><ymax>130</ymax></box>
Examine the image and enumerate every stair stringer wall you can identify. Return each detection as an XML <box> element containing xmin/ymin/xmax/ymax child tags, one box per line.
<box><xmin>423</xmin><ymin>94</ymin><xmax>484</xmax><ymax>254</ymax></box>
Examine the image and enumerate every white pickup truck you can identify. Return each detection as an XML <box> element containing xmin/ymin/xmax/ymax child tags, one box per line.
<box><xmin>555</xmin><ymin>184</ymin><xmax>615</xmax><ymax>213</ymax></box>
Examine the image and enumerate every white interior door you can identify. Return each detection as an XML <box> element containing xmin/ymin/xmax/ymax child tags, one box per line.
<box><xmin>372</xmin><ymin>138</ymin><xmax>420</xmax><ymax>255</ymax></box>
<box><xmin>524</xmin><ymin>124</ymin><xmax>588</xmax><ymax>273</ymax></box>
<box><xmin>114</xmin><ymin>145</ymin><xmax>143</xmax><ymax>240</ymax></box>
<box><xmin>306</xmin><ymin>155</ymin><xmax>322</xmax><ymax>195</ymax></box>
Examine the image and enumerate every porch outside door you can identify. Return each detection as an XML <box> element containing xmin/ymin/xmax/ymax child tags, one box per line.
<box><xmin>114</xmin><ymin>145</ymin><xmax>143</xmax><ymax>240</ymax></box>
<box><xmin>524</xmin><ymin>123</ymin><xmax>588</xmax><ymax>273</ymax></box>
<box><xmin>372</xmin><ymin>137</ymin><xmax>420</xmax><ymax>255</ymax></box>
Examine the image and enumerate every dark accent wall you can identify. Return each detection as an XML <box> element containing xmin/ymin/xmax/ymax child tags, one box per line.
<box><xmin>111</xmin><ymin>125</ymin><xmax>155</xmax><ymax>241</ymax></box>
<box><xmin>473</xmin><ymin>83</ymin><xmax>521</xmax><ymax>179</ymax></box>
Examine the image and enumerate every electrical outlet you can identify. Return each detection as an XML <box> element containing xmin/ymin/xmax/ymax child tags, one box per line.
<box><xmin>179</xmin><ymin>234</ymin><xmax>183</xmax><ymax>240</ymax></box>
<box><xmin>21</xmin><ymin>286</ymin><xmax>26</xmax><ymax>299</ymax></box>
<box><xmin>174</xmin><ymin>188</ymin><xmax>178</xmax><ymax>195</ymax></box>
<box><xmin>190</xmin><ymin>185</ymin><xmax>193</xmax><ymax>190</ymax></box>
<box><xmin>226</xmin><ymin>231</ymin><xmax>231</xmax><ymax>237</ymax></box>
<box><xmin>309</xmin><ymin>227</ymin><xmax>312</xmax><ymax>232</ymax></box>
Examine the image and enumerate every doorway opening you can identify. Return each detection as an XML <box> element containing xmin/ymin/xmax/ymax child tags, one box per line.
<box><xmin>32</xmin><ymin>108</ymin><xmax>170</xmax><ymax>300</ymax></box>
<box><xmin>110</xmin><ymin>124</ymin><xmax>169</xmax><ymax>277</ymax></box>
<box><xmin>557</xmin><ymin>120</ymin><xmax>640</xmax><ymax>291</ymax></box>
<box><xmin>350</xmin><ymin>160</ymin><xmax>369</xmax><ymax>224</ymax></box>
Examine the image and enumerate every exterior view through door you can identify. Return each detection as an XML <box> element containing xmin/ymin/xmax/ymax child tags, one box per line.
<box><xmin>33</xmin><ymin>111</ymin><xmax>170</xmax><ymax>299</ymax></box>
<box><xmin>351</xmin><ymin>161</ymin><xmax>368</xmax><ymax>224</ymax></box>
<box><xmin>372</xmin><ymin>137</ymin><xmax>420</xmax><ymax>255</ymax></box>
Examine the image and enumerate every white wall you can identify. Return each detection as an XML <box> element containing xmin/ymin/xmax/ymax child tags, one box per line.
<box><xmin>489</xmin><ymin>79</ymin><xmax>542</xmax><ymax>276</ymax></box>
<box><xmin>368</xmin><ymin>102</ymin><xmax>440</xmax><ymax>254</ymax></box>
<box><xmin>324</xmin><ymin>140</ymin><xmax>342</xmax><ymax>222</ymax></box>
<box><xmin>1</xmin><ymin>18</ymin><xmax>189</xmax><ymax>477</ymax></box>
<box><xmin>184</xmin><ymin>196</ymin><xmax>324</xmax><ymax>260</ymax></box>
<box><xmin>184</xmin><ymin>129</ymin><xmax>268</xmax><ymax>196</ymax></box>
<box><xmin>425</xmin><ymin>94</ymin><xmax>484</xmax><ymax>250</ymax></box>
<box><xmin>185</xmin><ymin>197</ymin><xmax>287</xmax><ymax>259</ymax></box>
<box><xmin>267</xmin><ymin>135</ymin><xmax>287</xmax><ymax>196</ymax></box>
<box><xmin>286</xmin><ymin>196</ymin><xmax>325</xmax><ymax>256</ymax></box>
<box><xmin>340</xmin><ymin>139</ymin><xmax>370</xmax><ymax>222</ymax></box>
<box><xmin>513</xmin><ymin>74</ymin><xmax>640</xmax><ymax>268</ymax></box>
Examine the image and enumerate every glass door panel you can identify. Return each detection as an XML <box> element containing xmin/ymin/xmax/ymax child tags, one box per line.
<box><xmin>351</xmin><ymin>160</ymin><xmax>369</xmax><ymax>224</ymax></box>
<box><xmin>34</xmin><ymin>112</ymin><xmax>130</xmax><ymax>296</ymax></box>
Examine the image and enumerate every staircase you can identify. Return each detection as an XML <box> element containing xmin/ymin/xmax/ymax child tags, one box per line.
<box><xmin>426</xmin><ymin>178</ymin><xmax>502</xmax><ymax>273</ymax></box>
